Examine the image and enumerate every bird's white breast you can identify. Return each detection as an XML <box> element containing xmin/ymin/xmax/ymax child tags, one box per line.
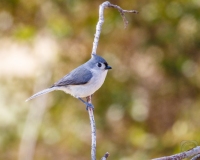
<box><xmin>59</xmin><ymin>69</ymin><xmax>108</xmax><ymax>98</ymax></box>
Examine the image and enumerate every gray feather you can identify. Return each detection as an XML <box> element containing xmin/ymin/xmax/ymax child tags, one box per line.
<box><xmin>26</xmin><ymin>54</ymin><xmax>107</xmax><ymax>101</ymax></box>
<box><xmin>91</xmin><ymin>54</ymin><xmax>107</xmax><ymax>63</ymax></box>
<box><xmin>52</xmin><ymin>66</ymin><xmax>93</xmax><ymax>87</ymax></box>
<box><xmin>26</xmin><ymin>88</ymin><xmax>56</xmax><ymax>101</ymax></box>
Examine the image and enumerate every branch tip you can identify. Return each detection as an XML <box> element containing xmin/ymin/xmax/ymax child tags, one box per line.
<box><xmin>101</xmin><ymin>152</ymin><xmax>110</xmax><ymax>160</ymax></box>
<box><xmin>104</xmin><ymin>152</ymin><xmax>109</xmax><ymax>158</ymax></box>
<box><xmin>91</xmin><ymin>1</ymin><xmax>138</xmax><ymax>55</ymax></box>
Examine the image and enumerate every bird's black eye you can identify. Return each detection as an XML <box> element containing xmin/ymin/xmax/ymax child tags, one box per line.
<box><xmin>98</xmin><ymin>63</ymin><xmax>102</xmax><ymax>67</ymax></box>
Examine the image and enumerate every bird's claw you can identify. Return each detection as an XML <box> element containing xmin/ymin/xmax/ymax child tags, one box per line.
<box><xmin>85</xmin><ymin>103</ymin><xmax>94</xmax><ymax>110</ymax></box>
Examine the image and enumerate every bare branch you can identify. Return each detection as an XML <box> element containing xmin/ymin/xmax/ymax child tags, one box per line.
<box><xmin>152</xmin><ymin>146</ymin><xmax>200</xmax><ymax>160</ymax></box>
<box><xmin>107</xmin><ymin>3</ymin><xmax>138</xmax><ymax>29</ymax></box>
<box><xmin>191</xmin><ymin>154</ymin><xmax>200</xmax><ymax>160</ymax></box>
<box><xmin>89</xmin><ymin>1</ymin><xmax>138</xmax><ymax>159</ymax></box>
<box><xmin>92</xmin><ymin>1</ymin><xmax>138</xmax><ymax>55</ymax></box>
<box><xmin>87</xmin><ymin>96</ymin><xmax>96</xmax><ymax>160</ymax></box>
<box><xmin>101</xmin><ymin>152</ymin><xmax>110</xmax><ymax>160</ymax></box>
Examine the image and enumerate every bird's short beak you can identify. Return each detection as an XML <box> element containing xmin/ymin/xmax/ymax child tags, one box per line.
<box><xmin>105</xmin><ymin>66</ymin><xmax>112</xmax><ymax>70</ymax></box>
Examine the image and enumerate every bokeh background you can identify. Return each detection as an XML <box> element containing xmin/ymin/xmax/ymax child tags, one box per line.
<box><xmin>0</xmin><ymin>0</ymin><xmax>200</xmax><ymax>159</ymax></box>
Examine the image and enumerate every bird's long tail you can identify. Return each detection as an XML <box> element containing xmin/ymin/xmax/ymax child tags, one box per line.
<box><xmin>26</xmin><ymin>87</ymin><xmax>56</xmax><ymax>101</ymax></box>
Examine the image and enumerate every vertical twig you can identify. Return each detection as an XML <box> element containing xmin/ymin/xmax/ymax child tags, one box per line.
<box><xmin>92</xmin><ymin>1</ymin><xmax>109</xmax><ymax>55</ymax></box>
<box><xmin>87</xmin><ymin>96</ymin><xmax>96</xmax><ymax>160</ymax></box>
<box><xmin>91</xmin><ymin>1</ymin><xmax>138</xmax><ymax>55</ymax></box>
<box><xmin>90</xmin><ymin>1</ymin><xmax>138</xmax><ymax>160</ymax></box>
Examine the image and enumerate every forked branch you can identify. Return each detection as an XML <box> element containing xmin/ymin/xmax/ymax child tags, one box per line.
<box><xmin>92</xmin><ymin>1</ymin><xmax>138</xmax><ymax>55</ymax></box>
<box><xmin>89</xmin><ymin>1</ymin><xmax>138</xmax><ymax>160</ymax></box>
<box><xmin>90</xmin><ymin>1</ymin><xmax>200</xmax><ymax>160</ymax></box>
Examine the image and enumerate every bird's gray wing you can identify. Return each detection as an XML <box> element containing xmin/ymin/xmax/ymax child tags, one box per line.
<box><xmin>52</xmin><ymin>66</ymin><xmax>93</xmax><ymax>87</ymax></box>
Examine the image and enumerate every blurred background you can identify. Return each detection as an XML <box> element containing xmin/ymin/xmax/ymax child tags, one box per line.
<box><xmin>0</xmin><ymin>0</ymin><xmax>200</xmax><ymax>159</ymax></box>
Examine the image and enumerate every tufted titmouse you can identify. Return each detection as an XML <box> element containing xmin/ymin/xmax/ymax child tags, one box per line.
<box><xmin>26</xmin><ymin>54</ymin><xmax>112</xmax><ymax>110</ymax></box>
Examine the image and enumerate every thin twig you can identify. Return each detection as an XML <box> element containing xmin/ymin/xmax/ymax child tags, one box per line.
<box><xmin>91</xmin><ymin>1</ymin><xmax>138</xmax><ymax>55</ymax></box>
<box><xmin>107</xmin><ymin>3</ymin><xmax>138</xmax><ymax>29</ymax></box>
<box><xmin>87</xmin><ymin>96</ymin><xmax>96</xmax><ymax>160</ymax></box>
<box><xmin>152</xmin><ymin>146</ymin><xmax>200</xmax><ymax>160</ymax></box>
<box><xmin>90</xmin><ymin>1</ymin><xmax>138</xmax><ymax>160</ymax></box>
<box><xmin>191</xmin><ymin>153</ymin><xmax>200</xmax><ymax>160</ymax></box>
<box><xmin>101</xmin><ymin>152</ymin><xmax>110</xmax><ymax>160</ymax></box>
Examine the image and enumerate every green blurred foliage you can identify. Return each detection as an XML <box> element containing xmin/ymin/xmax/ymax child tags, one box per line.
<box><xmin>0</xmin><ymin>0</ymin><xmax>200</xmax><ymax>159</ymax></box>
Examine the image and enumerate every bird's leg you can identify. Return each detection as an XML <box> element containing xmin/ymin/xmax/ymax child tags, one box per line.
<box><xmin>86</xmin><ymin>95</ymin><xmax>94</xmax><ymax>110</ymax></box>
<box><xmin>77</xmin><ymin>97</ymin><xmax>94</xmax><ymax>110</ymax></box>
<box><xmin>86</xmin><ymin>96</ymin><xmax>91</xmax><ymax>102</ymax></box>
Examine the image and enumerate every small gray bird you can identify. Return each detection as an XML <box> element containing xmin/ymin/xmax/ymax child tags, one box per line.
<box><xmin>26</xmin><ymin>54</ymin><xmax>112</xmax><ymax>110</ymax></box>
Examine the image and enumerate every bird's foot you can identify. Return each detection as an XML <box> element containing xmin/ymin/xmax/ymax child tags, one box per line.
<box><xmin>85</xmin><ymin>102</ymin><xmax>94</xmax><ymax>110</ymax></box>
<box><xmin>77</xmin><ymin>97</ymin><xmax>94</xmax><ymax>111</ymax></box>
